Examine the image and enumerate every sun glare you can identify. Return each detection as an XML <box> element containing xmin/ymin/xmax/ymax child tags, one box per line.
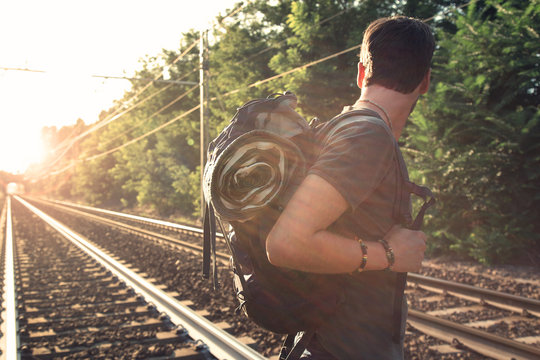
<box><xmin>0</xmin><ymin>0</ymin><xmax>241</xmax><ymax>175</ymax></box>
<box><xmin>0</xmin><ymin>130</ymin><xmax>47</xmax><ymax>174</ymax></box>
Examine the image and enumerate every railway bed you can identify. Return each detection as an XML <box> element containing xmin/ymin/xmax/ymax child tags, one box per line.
<box><xmin>9</xmin><ymin>199</ymin><xmax>207</xmax><ymax>359</ymax></box>
<box><xmin>46</xmin><ymin>198</ymin><xmax>540</xmax><ymax>299</ymax></box>
<box><xmin>3</xmin><ymin>197</ymin><xmax>265</xmax><ymax>359</ymax></box>
<box><xmin>10</xmin><ymin>197</ymin><xmax>540</xmax><ymax>359</ymax></box>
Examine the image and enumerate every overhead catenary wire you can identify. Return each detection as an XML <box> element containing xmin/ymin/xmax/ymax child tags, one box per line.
<box><xmin>46</xmin><ymin>31</ymin><xmax>202</xmax><ymax>161</ymax></box>
<box><xmin>44</xmin><ymin>68</ymin><xmax>199</xmax><ymax>173</ymax></box>
<box><xmin>216</xmin><ymin>43</ymin><xmax>363</xmax><ymax>99</ymax></box>
<box><xmin>93</xmin><ymin>67</ymin><xmax>199</xmax><ymax>146</ymax></box>
<box><xmin>91</xmin><ymin>75</ymin><xmax>197</xmax><ymax>85</ymax></box>
<box><xmin>0</xmin><ymin>66</ymin><xmax>45</xmax><ymax>73</ymax></box>
<box><xmin>217</xmin><ymin>0</ymin><xmax>249</xmax><ymax>22</ymax></box>
<box><xmin>238</xmin><ymin>7</ymin><xmax>350</xmax><ymax>65</ymax></box>
<box><xmin>42</xmin><ymin>42</ymin><xmax>365</xmax><ymax>179</ymax></box>
<box><xmin>0</xmin><ymin>66</ymin><xmax>189</xmax><ymax>160</ymax></box>
<box><xmin>42</xmin><ymin>83</ymin><xmax>175</xmax><ymax>172</ymax></box>
<box><xmin>45</xmin><ymin>102</ymin><xmax>201</xmax><ymax>177</ymax></box>
<box><xmin>50</xmin><ymin>79</ymin><xmax>157</xmax><ymax>154</ymax></box>
<box><xmin>19</xmin><ymin>0</ymin><xmax>464</xmax><ymax>176</ymax></box>
<box><xmin>42</xmin><ymin>92</ymin><xmax>202</xmax><ymax>178</ymax></box>
<box><xmin>87</xmin><ymin>83</ymin><xmax>199</xmax><ymax>151</ymax></box>
<box><xmin>37</xmin><ymin>1</ymin><xmax>473</xmax><ymax>180</ymax></box>
<box><xmin>43</xmin><ymin>50</ymin><xmax>201</xmax><ymax>174</ymax></box>
<box><xmin>38</xmin><ymin>2</ymin><xmax>251</xmax><ymax>179</ymax></box>
<box><xmin>50</xmin><ymin>36</ymin><xmax>202</xmax><ymax>156</ymax></box>
<box><xmin>36</xmin><ymin>36</ymin><xmax>412</xmax><ymax>176</ymax></box>
<box><xmin>0</xmin><ymin>67</ymin><xmax>196</xmax><ymax>86</ymax></box>
<box><xmin>85</xmin><ymin>104</ymin><xmax>200</xmax><ymax>161</ymax></box>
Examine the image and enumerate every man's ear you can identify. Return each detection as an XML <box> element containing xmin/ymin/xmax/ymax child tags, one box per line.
<box><xmin>357</xmin><ymin>62</ymin><xmax>366</xmax><ymax>88</ymax></box>
<box><xmin>418</xmin><ymin>69</ymin><xmax>431</xmax><ymax>94</ymax></box>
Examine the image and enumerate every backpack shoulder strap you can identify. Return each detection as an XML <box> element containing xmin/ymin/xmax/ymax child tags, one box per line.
<box><xmin>203</xmin><ymin>198</ymin><xmax>251</xmax><ymax>292</ymax></box>
<box><xmin>405</xmin><ymin>181</ymin><xmax>436</xmax><ymax>231</ymax></box>
<box><xmin>278</xmin><ymin>329</ymin><xmax>316</xmax><ymax>360</ymax></box>
<box><xmin>202</xmin><ymin>201</ymin><xmax>218</xmax><ymax>289</ymax></box>
<box><xmin>321</xmin><ymin>107</ymin><xmax>437</xmax><ymax>229</ymax></box>
<box><xmin>318</xmin><ymin>109</ymin><xmax>387</xmax><ymax>145</ymax></box>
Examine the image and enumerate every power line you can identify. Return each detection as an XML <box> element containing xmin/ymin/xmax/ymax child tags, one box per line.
<box><xmin>0</xmin><ymin>67</ymin><xmax>196</xmax><ymax>85</ymax></box>
<box><xmin>37</xmin><ymin>36</ymin><xmax>362</xmax><ymax>178</ymax></box>
<box><xmin>85</xmin><ymin>104</ymin><xmax>200</xmax><ymax>162</ymax></box>
<box><xmin>43</xmin><ymin>42</ymin><xmax>361</xmax><ymax>178</ymax></box>
<box><xmin>92</xmin><ymin>75</ymin><xmax>197</xmax><ymax>85</ymax></box>
<box><xmin>216</xmin><ymin>43</ymin><xmax>362</xmax><ymax>99</ymax></box>
<box><xmin>86</xmin><ymin>83</ymin><xmax>199</xmax><ymax>152</ymax></box>
<box><xmin>238</xmin><ymin>7</ymin><xmax>349</xmax><ymax>65</ymax></box>
<box><xmin>36</xmin><ymin>1</ymin><xmax>470</xmax><ymax>181</ymax></box>
<box><xmin>33</xmin><ymin>4</ymin><xmax>251</xmax><ymax>180</ymax></box>
<box><xmin>39</xmin><ymin>2</ymin><xmax>250</xmax><ymax>177</ymax></box>
<box><xmin>42</xmin><ymin>102</ymin><xmax>201</xmax><ymax>178</ymax></box>
<box><xmin>47</xmin><ymin>37</ymin><xmax>202</xmax><ymax>162</ymax></box>
<box><xmin>217</xmin><ymin>0</ymin><xmax>249</xmax><ymax>22</ymax></box>
<box><xmin>0</xmin><ymin>67</ymin><xmax>45</xmax><ymax>73</ymax></box>
<box><xmin>47</xmin><ymin>35</ymin><xmax>202</xmax><ymax>158</ymax></box>
<box><xmin>45</xmin><ymin>83</ymin><xmax>174</xmax><ymax>170</ymax></box>
<box><xmin>42</xmin><ymin>62</ymin><xmax>200</xmax><ymax>177</ymax></box>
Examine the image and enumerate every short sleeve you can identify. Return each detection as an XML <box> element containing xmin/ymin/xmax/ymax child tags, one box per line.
<box><xmin>308</xmin><ymin>119</ymin><xmax>394</xmax><ymax>210</ymax></box>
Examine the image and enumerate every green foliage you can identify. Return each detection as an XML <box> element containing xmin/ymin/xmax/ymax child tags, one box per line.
<box><xmin>70</xmin><ymin>158</ymin><xmax>117</xmax><ymax>206</ymax></box>
<box><xmin>264</xmin><ymin>0</ymin><xmax>395</xmax><ymax>120</ymax></box>
<box><xmin>29</xmin><ymin>0</ymin><xmax>539</xmax><ymax>264</ymax></box>
<box><xmin>406</xmin><ymin>0</ymin><xmax>540</xmax><ymax>264</ymax></box>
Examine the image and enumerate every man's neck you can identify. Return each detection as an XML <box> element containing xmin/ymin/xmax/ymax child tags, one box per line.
<box><xmin>355</xmin><ymin>85</ymin><xmax>420</xmax><ymax>140</ymax></box>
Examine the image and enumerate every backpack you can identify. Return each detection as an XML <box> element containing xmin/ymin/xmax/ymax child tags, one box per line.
<box><xmin>201</xmin><ymin>91</ymin><xmax>435</xmax><ymax>359</ymax></box>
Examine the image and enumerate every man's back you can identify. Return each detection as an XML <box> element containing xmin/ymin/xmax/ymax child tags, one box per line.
<box><xmin>306</xmin><ymin>109</ymin><xmax>411</xmax><ymax>359</ymax></box>
<box><xmin>265</xmin><ymin>16</ymin><xmax>435</xmax><ymax>359</ymax></box>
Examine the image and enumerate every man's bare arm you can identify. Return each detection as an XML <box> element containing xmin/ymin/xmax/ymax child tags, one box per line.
<box><xmin>266</xmin><ymin>174</ymin><xmax>426</xmax><ymax>273</ymax></box>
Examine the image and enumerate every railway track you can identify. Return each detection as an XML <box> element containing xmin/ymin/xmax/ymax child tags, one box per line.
<box><xmin>2</xmin><ymin>196</ymin><xmax>266</xmax><ymax>359</ymax></box>
<box><xmin>15</xmin><ymin>197</ymin><xmax>540</xmax><ymax>359</ymax></box>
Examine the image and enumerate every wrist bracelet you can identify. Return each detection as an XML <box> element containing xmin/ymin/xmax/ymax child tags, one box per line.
<box><xmin>378</xmin><ymin>239</ymin><xmax>395</xmax><ymax>271</ymax></box>
<box><xmin>354</xmin><ymin>236</ymin><xmax>368</xmax><ymax>273</ymax></box>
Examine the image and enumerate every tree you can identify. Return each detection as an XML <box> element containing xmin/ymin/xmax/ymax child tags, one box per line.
<box><xmin>406</xmin><ymin>0</ymin><xmax>540</xmax><ymax>264</ymax></box>
<box><xmin>262</xmin><ymin>0</ymin><xmax>395</xmax><ymax>120</ymax></box>
<box><xmin>30</xmin><ymin>0</ymin><xmax>540</xmax><ymax>265</ymax></box>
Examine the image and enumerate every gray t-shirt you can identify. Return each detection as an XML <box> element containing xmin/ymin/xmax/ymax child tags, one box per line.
<box><xmin>306</xmin><ymin>108</ymin><xmax>411</xmax><ymax>359</ymax></box>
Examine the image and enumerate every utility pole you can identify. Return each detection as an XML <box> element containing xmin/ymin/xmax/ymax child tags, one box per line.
<box><xmin>199</xmin><ymin>29</ymin><xmax>209</xmax><ymax>221</ymax></box>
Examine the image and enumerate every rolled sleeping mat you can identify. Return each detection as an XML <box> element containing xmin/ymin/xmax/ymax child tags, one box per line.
<box><xmin>204</xmin><ymin>130</ymin><xmax>306</xmax><ymax>222</ymax></box>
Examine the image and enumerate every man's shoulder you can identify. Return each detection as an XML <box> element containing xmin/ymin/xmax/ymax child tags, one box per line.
<box><xmin>316</xmin><ymin>111</ymin><xmax>394</xmax><ymax>151</ymax></box>
<box><xmin>308</xmin><ymin>110</ymin><xmax>398</xmax><ymax>210</ymax></box>
<box><xmin>317</xmin><ymin>109</ymin><xmax>391</xmax><ymax>143</ymax></box>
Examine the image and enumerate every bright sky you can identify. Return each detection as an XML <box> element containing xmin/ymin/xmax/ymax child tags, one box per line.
<box><xmin>0</xmin><ymin>0</ymin><xmax>239</xmax><ymax>174</ymax></box>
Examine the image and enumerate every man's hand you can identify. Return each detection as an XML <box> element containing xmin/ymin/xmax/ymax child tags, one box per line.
<box><xmin>384</xmin><ymin>225</ymin><xmax>427</xmax><ymax>272</ymax></box>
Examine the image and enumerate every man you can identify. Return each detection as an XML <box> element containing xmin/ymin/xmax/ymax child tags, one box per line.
<box><xmin>266</xmin><ymin>16</ymin><xmax>435</xmax><ymax>359</ymax></box>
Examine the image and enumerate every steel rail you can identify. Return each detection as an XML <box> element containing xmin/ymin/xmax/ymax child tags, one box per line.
<box><xmin>0</xmin><ymin>199</ymin><xmax>7</xmax><ymax>360</ymax></box>
<box><xmin>3</xmin><ymin>197</ymin><xmax>20</xmax><ymax>360</ymax></box>
<box><xmin>408</xmin><ymin>273</ymin><xmax>540</xmax><ymax>317</ymax></box>
<box><xmin>41</xmin><ymin>198</ymin><xmax>212</xmax><ymax>236</ymax></box>
<box><xmin>31</xmin><ymin>197</ymin><xmax>540</xmax><ymax>358</ymax></box>
<box><xmin>35</xmin><ymin>197</ymin><xmax>540</xmax><ymax>318</ymax></box>
<box><xmin>29</xmin><ymin>198</ymin><xmax>230</xmax><ymax>263</ymax></box>
<box><xmin>15</xmin><ymin>196</ymin><xmax>266</xmax><ymax>360</ymax></box>
<box><xmin>408</xmin><ymin>309</ymin><xmax>540</xmax><ymax>360</ymax></box>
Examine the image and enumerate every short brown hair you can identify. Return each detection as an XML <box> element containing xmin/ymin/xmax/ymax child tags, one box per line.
<box><xmin>360</xmin><ymin>16</ymin><xmax>435</xmax><ymax>93</ymax></box>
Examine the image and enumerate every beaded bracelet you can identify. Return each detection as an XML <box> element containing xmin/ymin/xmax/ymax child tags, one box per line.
<box><xmin>355</xmin><ymin>236</ymin><xmax>368</xmax><ymax>273</ymax></box>
<box><xmin>378</xmin><ymin>239</ymin><xmax>395</xmax><ymax>271</ymax></box>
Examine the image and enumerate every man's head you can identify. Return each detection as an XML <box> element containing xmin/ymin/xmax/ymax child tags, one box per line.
<box><xmin>359</xmin><ymin>16</ymin><xmax>435</xmax><ymax>94</ymax></box>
